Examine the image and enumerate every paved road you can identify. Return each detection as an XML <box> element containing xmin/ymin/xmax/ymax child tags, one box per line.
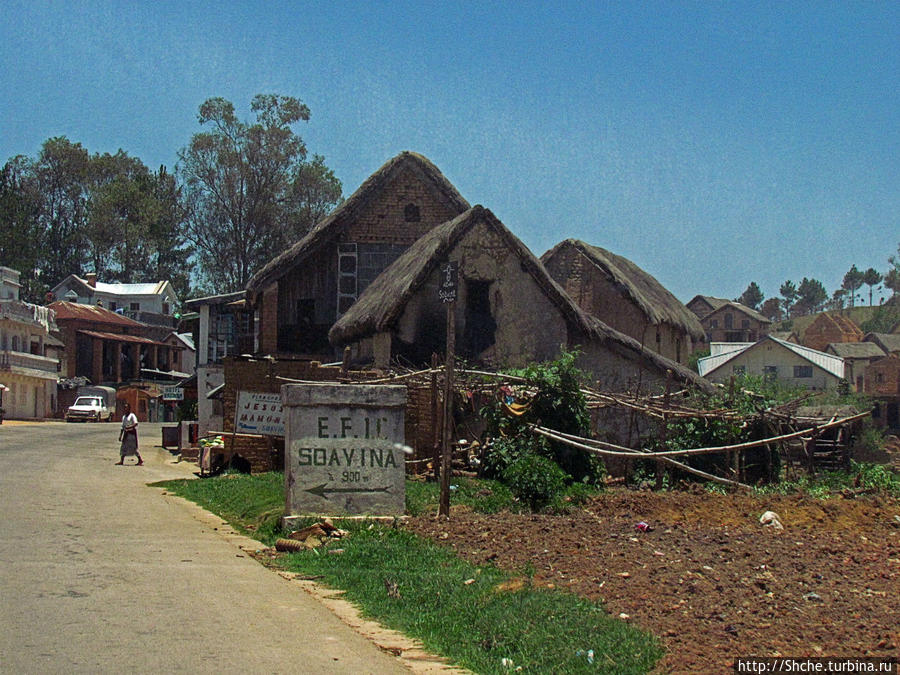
<box><xmin>0</xmin><ymin>421</ymin><xmax>411</xmax><ymax>674</ymax></box>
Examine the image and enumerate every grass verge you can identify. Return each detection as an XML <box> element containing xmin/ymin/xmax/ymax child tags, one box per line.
<box><xmin>155</xmin><ymin>472</ymin><xmax>661</xmax><ymax>674</ymax></box>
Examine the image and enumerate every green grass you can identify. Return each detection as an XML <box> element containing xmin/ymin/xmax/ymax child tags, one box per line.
<box><xmin>156</xmin><ymin>471</ymin><xmax>285</xmax><ymax>542</ymax></box>
<box><xmin>753</xmin><ymin>461</ymin><xmax>900</xmax><ymax>499</ymax></box>
<box><xmin>155</xmin><ymin>472</ymin><xmax>661</xmax><ymax>674</ymax></box>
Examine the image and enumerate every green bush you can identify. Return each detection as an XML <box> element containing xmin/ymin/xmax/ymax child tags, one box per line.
<box><xmin>481</xmin><ymin>349</ymin><xmax>605</xmax><ymax>484</ymax></box>
<box><xmin>480</xmin><ymin>435</ymin><xmax>521</xmax><ymax>479</ymax></box>
<box><xmin>503</xmin><ymin>453</ymin><xmax>568</xmax><ymax>511</ymax></box>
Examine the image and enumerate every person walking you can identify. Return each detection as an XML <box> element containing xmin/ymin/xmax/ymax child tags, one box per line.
<box><xmin>116</xmin><ymin>403</ymin><xmax>143</xmax><ymax>466</ymax></box>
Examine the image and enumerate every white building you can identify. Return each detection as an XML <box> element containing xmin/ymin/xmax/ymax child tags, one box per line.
<box><xmin>0</xmin><ymin>267</ymin><xmax>60</xmax><ymax>419</ymax></box>
<box><xmin>698</xmin><ymin>336</ymin><xmax>845</xmax><ymax>391</ymax></box>
<box><xmin>183</xmin><ymin>291</ymin><xmax>253</xmax><ymax>437</ymax></box>
<box><xmin>50</xmin><ymin>273</ymin><xmax>179</xmax><ymax>327</ymax></box>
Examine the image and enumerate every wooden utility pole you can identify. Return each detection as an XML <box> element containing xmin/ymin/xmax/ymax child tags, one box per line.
<box><xmin>656</xmin><ymin>369</ymin><xmax>672</xmax><ymax>490</ymax></box>
<box><xmin>438</xmin><ymin>261</ymin><xmax>458</xmax><ymax>519</ymax></box>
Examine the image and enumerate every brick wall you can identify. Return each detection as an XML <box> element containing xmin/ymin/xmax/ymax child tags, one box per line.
<box><xmin>804</xmin><ymin>314</ymin><xmax>862</xmax><ymax>352</ymax></box>
<box><xmin>342</xmin><ymin>166</ymin><xmax>463</xmax><ymax>245</ymax></box>
<box><xmin>864</xmin><ymin>354</ymin><xmax>900</xmax><ymax>396</ymax></box>
<box><xmin>218</xmin><ymin>357</ymin><xmax>441</xmax><ymax>474</ymax></box>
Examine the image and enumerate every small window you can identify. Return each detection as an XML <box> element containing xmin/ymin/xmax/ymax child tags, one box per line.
<box><xmin>130</xmin><ymin>302</ymin><xmax>140</xmax><ymax>311</ymax></box>
<box><xmin>876</xmin><ymin>373</ymin><xmax>885</xmax><ymax>384</ymax></box>
<box><xmin>109</xmin><ymin>302</ymin><xmax>117</xmax><ymax>312</ymax></box>
<box><xmin>404</xmin><ymin>203</ymin><xmax>420</xmax><ymax>222</ymax></box>
<box><xmin>711</xmin><ymin>319</ymin><xmax>719</xmax><ymax>329</ymax></box>
<box><xmin>763</xmin><ymin>365</ymin><xmax>777</xmax><ymax>382</ymax></box>
<box><xmin>793</xmin><ymin>365</ymin><xmax>813</xmax><ymax>378</ymax></box>
<box><xmin>724</xmin><ymin>313</ymin><xmax>733</xmax><ymax>329</ymax></box>
<box><xmin>741</xmin><ymin>319</ymin><xmax>750</xmax><ymax>329</ymax></box>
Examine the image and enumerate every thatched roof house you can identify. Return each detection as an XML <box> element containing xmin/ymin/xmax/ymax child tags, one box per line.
<box><xmin>541</xmin><ymin>239</ymin><xmax>704</xmax><ymax>365</ymax></box>
<box><xmin>245</xmin><ymin>151</ymin><xmax>470</xmax><ymax>357</ymax></box>
<box><xmin>330</xmin><ymin>206</ymin><xmax>711</xmax><ymax>393</ymax></box>
<box><xmin>803</xmin><ymin>313</ymin><xmax>863</xmax><ymax>352</ymax></box>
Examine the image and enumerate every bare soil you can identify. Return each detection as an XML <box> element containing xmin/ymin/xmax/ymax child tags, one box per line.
<box><xmin>407</xmin><ymin>488</ymin><xmax>900</xmax><ymax>674</ymax></box>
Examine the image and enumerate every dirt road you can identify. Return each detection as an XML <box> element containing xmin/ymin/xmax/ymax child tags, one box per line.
<box><xmin>0</xmin><ymin>421</ymin><xmax>411</xmax><ymax>674</ymax></box>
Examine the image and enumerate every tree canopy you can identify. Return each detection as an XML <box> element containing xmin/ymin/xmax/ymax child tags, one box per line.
<box><xmin>736</xmin><ymin>282</ymin><xmax>763</xmax><ymax>310</ymax></box>
<box><xmin>0</xmin><ymin>138</ymin><xmax>189</xmax><ymax>303</ymax></box>
<box><xmin>178</xmin><ymin>94</ymin><xmax>342</xmax><ymax>293</ymax></box>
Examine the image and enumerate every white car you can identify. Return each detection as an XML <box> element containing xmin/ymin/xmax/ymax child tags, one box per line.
<box><xmin>65</xmin><ymin>396</ymin><xmax>112</xmax><ymax>422</ymax></box>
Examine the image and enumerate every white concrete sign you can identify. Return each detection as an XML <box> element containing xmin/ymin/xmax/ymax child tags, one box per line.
<box><xmin>282</xmin><ymin>383</ymin><xmax>406</xmax><ymax>521</ymax></box>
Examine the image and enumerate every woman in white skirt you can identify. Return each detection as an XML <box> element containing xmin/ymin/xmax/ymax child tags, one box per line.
<box><xmin>116</xmin><ymin>403</ymin><xmax>143</xmax><ymax>466</ymax></box>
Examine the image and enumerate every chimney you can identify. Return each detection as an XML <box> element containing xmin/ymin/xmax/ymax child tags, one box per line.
<box><xmin>85</xmin><ymin>273</ymin><xmax>97</xmax><ymax>288</ymax></box>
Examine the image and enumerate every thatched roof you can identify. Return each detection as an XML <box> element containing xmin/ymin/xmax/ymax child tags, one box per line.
<box><xmin>542</xmin><ymin>239</ymin><xmax>705</xmax><ymax>340</ymax></box>
<box><xmin>246</xmin><ymin>151</ymin><xmax>470</xmax><ymax>295</ymax></box>
<box><xmin>865</xmin><ymin>332</ymin><xmax>900</xmax><ymax>354</ymax></box>
<box><xmin>826</xmin><ymin>341</ymin><xmax>885</xmax><ymax>359</ymax></box>
<box><xmin>329</xmin><ymin>206</ymin><xmax>712</xmax><ymax>392</ymax></box>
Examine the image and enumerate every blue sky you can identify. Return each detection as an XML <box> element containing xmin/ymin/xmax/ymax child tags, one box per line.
<box><xmin>2</xmin><ymin>1</ymin><xmax>898</xmax><ymax>304</ymax></box>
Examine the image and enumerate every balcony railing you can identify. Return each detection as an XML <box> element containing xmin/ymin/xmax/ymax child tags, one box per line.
<box><xmin>0</xmin><ymin>350</ymin><xmax>59</xmax><ymax>375</ymax></box>
<box><xmin>0</xmin><ymin>299</ymin><xmax>58</xmax><ymax>331</ymax></box>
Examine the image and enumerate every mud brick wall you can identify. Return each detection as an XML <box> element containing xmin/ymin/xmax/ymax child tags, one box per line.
<box><xmin>220</xmin><ymin>357</ymin><xmax>396</xmax><ymax>473</ymax></box>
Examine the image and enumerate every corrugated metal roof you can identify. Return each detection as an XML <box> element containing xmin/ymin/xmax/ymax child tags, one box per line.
<box><xmin>698</xmin><ymin>336</ymin><xmax>845</xmax><ymax>380</ymax></box>
<box><xmin>93</xmin><ymin>281</ymin><xmax>166</xmax><ymax>295</ymax></box>
<box><xmin>709</xmin><ymin>342</ymin><xmax>753</xmax><ymax>357</ymax></box>
<box><xmin>697</xmin><ymin>347</ymin><xmax>747</xmax><ymax>376</ymax></box>
<box><xmin>771</xmin><ymin>337</ymin><xmax>845</xmax><ymax>379</ymax></box>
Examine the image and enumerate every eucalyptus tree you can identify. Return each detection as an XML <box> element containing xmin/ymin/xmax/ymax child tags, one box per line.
<box><xmin>861</xmin><ymin>268</ymin><xmax>882</xmax><ymax>306</ymax></box>
<box><xmin>842</xmin><ymin>265</ymin><xmax>864</xmax><ymax>308</ymax></box>
<box><xmin>885</xmin><ymin>244</ymin><xmax>900</xmax><ymax>299</ymax></box>
<box><xmin>795</xmin><ymin>277</ymin><xmax>828</xmax><ymax>315</ymax></box>
<box><xmin>31</xmin><ymin>137</ymin><xmax>92</xmax><ymax>287</ymax></box>
<box><xmin>178</xmin><ymin>94</ymin><xmax>342</xmax><ymax>293</ymax></box>
<box><xmin>0</xmin><ymin>157</ymin><xmax>45</xmax><ymax>301</ymax></box>
<box><xmin>780</xmin><ymin>280</ymin><xmax>798</xmax><ymax>317</ymax></box>
<box><xmin>736</xmin><ymin>281</ymin><xmax>763</xmax><ymax>310</ymax></box>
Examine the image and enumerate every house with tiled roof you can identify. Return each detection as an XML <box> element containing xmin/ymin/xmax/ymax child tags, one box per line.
<box><xmin>686</xmin><ymin>296</ymin><xmax>772</xmax><ymax>344</ymax></box>
<box><xmin>50</xmin><ymin>273</ymin><xmax>179</xmax><ymax>327</ymax></box>
<box><xmin>49</xmin><ymin>301</ymin><xmax>186</xmax><ymax>388</ymax></box>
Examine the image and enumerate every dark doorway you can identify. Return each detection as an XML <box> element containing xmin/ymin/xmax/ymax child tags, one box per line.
<box><xmin>888</xmin><ymin>402</ymin><xmax>899</xmax><ymax>430</ymax></box>
<box><xmin>461</xmin><ymin>280</ymin><xmax>496</xmax><ymax>360</ymax></box>
<box><xmin>279</xmin><ymin>299</ymin><xmax>329</xmax><ymax>354</ymax></box>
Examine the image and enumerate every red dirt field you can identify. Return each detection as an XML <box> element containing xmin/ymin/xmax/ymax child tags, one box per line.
<box><xmin>407</xmin><ymin>488</ymin><xmax>900</xmax><ymax>674</ymax></box>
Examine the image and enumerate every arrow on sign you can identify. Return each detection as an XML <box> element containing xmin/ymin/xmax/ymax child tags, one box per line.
<box><xmin>305</xmin><ymin>484</ymin><xmax>392</xmax><ymax>499</ymax></box>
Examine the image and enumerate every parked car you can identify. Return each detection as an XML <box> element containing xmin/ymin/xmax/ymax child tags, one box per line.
<box><xmin>65</xmin><ymin>396</ymin><xmax>112</xmax><ymax>422</ymax></box>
